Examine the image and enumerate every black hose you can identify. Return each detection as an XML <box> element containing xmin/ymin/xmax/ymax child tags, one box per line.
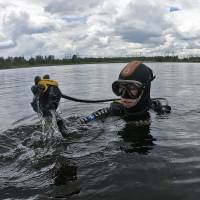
<box><xmin>61</xmin><ymin>94</ymin><xmax>120</xmax><ymax>103</ymax></box>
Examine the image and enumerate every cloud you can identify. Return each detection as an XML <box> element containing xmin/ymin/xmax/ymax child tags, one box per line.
<box><xmin>0</xmin><ymin>35</ymin><xmax>46</xmax><ymax>57</ymax></box>
<box><xmin>114</xmin><ymin>1</ymin><xmax>169</xmax><ymax>49</ymax></box>
<box><xmin>0</xmin><ymin>40</ymin><xmax>16</xmax><ymax>49</ymax></box>
<box><xmin>45</xmin><ymin>0</ymin><xmax>103</xmax><ymax>15</ymax></box>
<box><xmin>0</xmin><ymin>2</ymin><xmax>57</xmax><ymax>55</ymax></box>
<box><xmin>164</xmin><ymin>7</ymin><xmax>200</xmax><ymax>53</ymax></box>
<box><xmin>1</xmin><ymin>0</ymin><xmax>200</xmax><ymax>57</ymax></box>
<box><xmin>3</xmin><ymin>11</ymin><xmax>55</xmax><ymax>40</ymax></box>
<box><xmin>61</xmin><ymin>16</ymin><xmax>87</xmax><ymax>24</ymax></box>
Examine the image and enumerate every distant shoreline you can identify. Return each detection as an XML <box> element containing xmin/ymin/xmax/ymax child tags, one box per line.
<box><xmin>1</xmin><ymin>56</ymin><xmax>200</xmax><ymax>70</ymax></box>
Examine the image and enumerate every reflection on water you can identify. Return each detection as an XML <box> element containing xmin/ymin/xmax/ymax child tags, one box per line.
<box><xmin>50</xmin><ymin>157</ymin><xmax>81</xmax><ymax>199</ymax></box>
<box><xmin>118</xmin><ymin>123</ymin><xmax>155</xmax><ymax>154</ymax></box>
<box><xmin>1</xmin><ymin>63</ymin><xmax>200</xmax><ymax>199</ymax></box>
<box><xmin>54</xmin><ymin>163</ymin><xmax>77</xmax><ymax>186</ymax></box>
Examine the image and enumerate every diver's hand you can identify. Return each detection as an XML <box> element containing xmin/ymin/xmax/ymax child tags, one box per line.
<box><xmin>151</xmin><ymin>99</ymin><xmax>171</xmax><ymax>114</ymax></box>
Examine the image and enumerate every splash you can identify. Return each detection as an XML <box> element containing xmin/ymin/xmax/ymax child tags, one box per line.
<box><xmin>39</xmin><ymin>110</ymin><xmax>62</xmax><ymax>141</ymax></box>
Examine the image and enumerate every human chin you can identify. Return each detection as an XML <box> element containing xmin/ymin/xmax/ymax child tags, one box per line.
<box><xmin>120</xmin><ymin>97</ymin><xmax>140</xmax><ymax>108</ymax></box>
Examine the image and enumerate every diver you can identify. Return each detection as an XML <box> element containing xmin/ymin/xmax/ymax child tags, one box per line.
<box><xmin>30</xmin><ymin>61</ymin><xmax>171</xmax><ymax>136</ymax></box>
<box><xmin>78</xmin><ymin>60</ymin><xmax>171</xmax><ymax>124</ymax></box>
<box><xmin>31</xmin><ymin>75</ymin><xmax>66</xmax><ymax>135</ymax></box>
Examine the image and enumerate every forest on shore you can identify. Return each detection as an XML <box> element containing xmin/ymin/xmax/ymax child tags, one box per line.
<box><xmin>1</xmin><ymin>54</ymin><xmax>200</xmax><ymax>70</ymax></box>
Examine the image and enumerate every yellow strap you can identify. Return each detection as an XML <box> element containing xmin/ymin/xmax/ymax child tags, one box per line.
<box><xmin>38</xmin><ymin>79</ymin><xmax>58</xmax><ymax>92</ymax></box>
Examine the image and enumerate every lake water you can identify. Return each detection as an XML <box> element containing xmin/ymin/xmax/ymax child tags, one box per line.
<box><xmin>1</xmin><ymin>62</ymin><xmax>200</xmax><ymax>199</ymax></box>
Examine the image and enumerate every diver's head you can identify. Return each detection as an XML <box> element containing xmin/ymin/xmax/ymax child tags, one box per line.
<box><xmin>43</xmin><ymin>74</ymin><xmax>50</xmax><ymax>79</ymax></box>
<box><xmin>34</xmin><ymin>76</ymin><xmax>41</xmax><ymax>85</ymax></box>
<box><xmin>112</xmin><ymin>61</ymin><xmax>155</xmax><ymax>109</ymax></box>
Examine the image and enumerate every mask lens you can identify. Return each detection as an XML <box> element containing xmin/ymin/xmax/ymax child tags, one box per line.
<box><xmin>118</xmin><ymin>82</ymin><xmax>143</xmax><ymax>99</ymax></box>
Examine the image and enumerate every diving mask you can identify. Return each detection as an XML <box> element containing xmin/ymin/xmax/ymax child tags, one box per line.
<box><xmin>112</xmin><ymin>80</ymin><xmax>144</xmax><ymax>99</ymax></box>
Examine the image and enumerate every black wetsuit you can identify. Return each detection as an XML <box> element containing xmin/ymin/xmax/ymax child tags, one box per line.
<box><xmin>78</xmin><ymin>98</ymin><xmax>171</xmax><ymax>124</ymax></box>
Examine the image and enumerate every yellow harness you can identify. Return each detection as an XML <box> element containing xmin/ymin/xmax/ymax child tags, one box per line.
<box><xmin>38</xmin><ymin>79</ymin><xmax>59</xmax><ymax>92</ymax></box>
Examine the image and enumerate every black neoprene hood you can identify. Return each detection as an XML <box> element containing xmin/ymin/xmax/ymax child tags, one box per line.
<box><xmin>112</xmin><ymin>62</ymin><xmax>154</xmax><ymax>97</ymax></box>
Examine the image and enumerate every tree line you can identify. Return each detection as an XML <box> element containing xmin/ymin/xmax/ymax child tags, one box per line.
<box><xmin>1</xmin><ymin>54</ymin><xmax>200</xmax><ymax>69</ymax></box>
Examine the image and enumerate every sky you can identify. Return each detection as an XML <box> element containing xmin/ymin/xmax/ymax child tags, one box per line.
<box><xmin>0</xmin><ymin>0</ymin><xmax>200</xmax><ymax>58</ymax></box>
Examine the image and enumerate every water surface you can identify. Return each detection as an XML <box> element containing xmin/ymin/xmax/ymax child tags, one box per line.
<box><xmin>0</xmin><ymin>62</ymin><xmax>200</xmax><ymax>200</ymax></box>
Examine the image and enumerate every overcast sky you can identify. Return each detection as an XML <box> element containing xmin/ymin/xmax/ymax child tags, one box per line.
<box><xmin>0</xmin><ymin>0</ymin><xmax>200</xmax><ymax>58</ymax></box>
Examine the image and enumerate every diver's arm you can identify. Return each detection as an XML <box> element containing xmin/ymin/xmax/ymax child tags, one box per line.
<box><xmin>77</xmin><ymin>101</ymin><xmax>125</xmax><ymax>124</ymax></box>
<box><xmin>78</xmin><ymin>107</ymin><xmax>112</xmax><ymax>124</ymax></box>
